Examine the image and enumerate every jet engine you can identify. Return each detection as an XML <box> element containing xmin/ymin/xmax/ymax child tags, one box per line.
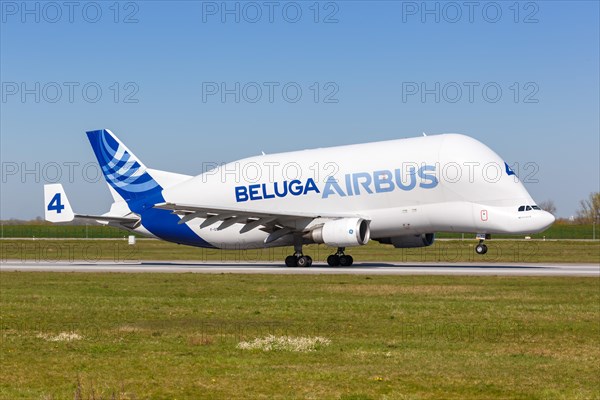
<box><xmin>306</xmin><ymin>218</ymin><xmax>371</xmax><ymax>247</ymax></box>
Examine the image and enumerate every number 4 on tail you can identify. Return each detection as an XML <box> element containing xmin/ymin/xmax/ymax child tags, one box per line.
<box><xmin>44</xmin><ymin>184</ymin><xmax>74</xmax><ymax>223</ymax></box>
<box><xmin>47</xmin><ymin>193</ymin><xmax>65</xmax><ymax>214</ymax></box>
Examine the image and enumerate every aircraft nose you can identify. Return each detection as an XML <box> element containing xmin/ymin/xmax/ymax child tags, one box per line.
<box><xmin>539</xmin><ymin>211</ymin><xmax>555</xmax><ymax>230</ymax></box>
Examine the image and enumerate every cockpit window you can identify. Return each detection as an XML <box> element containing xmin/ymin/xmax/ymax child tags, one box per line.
<box><xmin>518</xmin><ymin>205</ymin><xmax>538</xmax><ymax>212</ymax></box>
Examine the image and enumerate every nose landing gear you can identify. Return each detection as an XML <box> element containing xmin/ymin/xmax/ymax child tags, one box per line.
<box><xmin>475</xmin><ymin>234</ymin><xmax>490</xmax><ymax>255</ymax></box>
<box><xmin>475</xmin><ymin>241</ymin><xmax>488</xmax><ymax>255</ymax></box>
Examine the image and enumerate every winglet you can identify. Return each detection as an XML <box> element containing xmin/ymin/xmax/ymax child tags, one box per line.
<box><xmin>44</xmin><ymin>184</ymin><xmax>75</xmax><ymax>223</ymax></box>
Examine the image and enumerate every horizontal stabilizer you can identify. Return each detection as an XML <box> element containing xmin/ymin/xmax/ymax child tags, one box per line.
<box><xmin>74</xmin><ymin>214</ymin><xmax>140</xmax><ymax>227</ymax></box>
<box><xmin>44</xmin><ymin>184</ymin><xmax>140</xmax><ymax>227</ymax></box>
<box><xmin>74</xmin><ymin>214</ymin><xmax>139</xmax><ymax>223</ymax></box>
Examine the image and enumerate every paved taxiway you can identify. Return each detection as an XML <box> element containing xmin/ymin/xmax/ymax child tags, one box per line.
<box><xmin>1</xmin><ymin>261</ymin><xmax>598</xmax><ymax>276</ymax></box>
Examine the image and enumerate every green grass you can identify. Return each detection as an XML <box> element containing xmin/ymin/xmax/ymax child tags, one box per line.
<box><xmin>1</xmin><ymin>222</ymin><xmax>598</xmax><ymax>239</ymax></box>
<box><xmin>0</xmin><ymin>224</ymin><xmax>140</xmax><ymax>239</ymax></box>
<box><xmin>2</xmin><ymin>239</ymin><xmax>599</xmax><ymax>264</ymax></box>
<box><xmin>1</xmin><ymin>273</ymin><xmax>598</xmax><ymax>399</ymax></box>
<box><xmin>437</xmin><ymin>222</ymin><xmax>599</xmax><ymax>240</ymax></box>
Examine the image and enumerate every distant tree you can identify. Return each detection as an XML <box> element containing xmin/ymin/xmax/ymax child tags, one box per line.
<box><xmin>538</xmin><ymin>200</ymin><xmax>557</xmax><ymax>216</ymax></box>
<box><xmin>576</xmin><ymin>192</ymin><xmax>600</xmax><ymax>223</ymax></box>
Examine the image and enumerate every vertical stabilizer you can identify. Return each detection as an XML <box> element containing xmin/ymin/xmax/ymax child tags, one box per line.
<box><xmin>86</xmin><ymin>129</ymin><xmax>162</xmax><ymax>203</ymax></box>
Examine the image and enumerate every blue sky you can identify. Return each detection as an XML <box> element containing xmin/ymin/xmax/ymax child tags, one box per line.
<box><xmin>1</xmin><ymin>0</ymin><xmax>598</xmax><ymax>219</ymax></box>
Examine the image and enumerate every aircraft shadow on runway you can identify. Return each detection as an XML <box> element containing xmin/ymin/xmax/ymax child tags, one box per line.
<box><xmin>140</xmin><ymin>262</ymin><xmax>546</xmax><ymax>270</ymax></box>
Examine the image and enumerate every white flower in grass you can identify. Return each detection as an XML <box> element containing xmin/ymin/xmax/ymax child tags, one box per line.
<box><xmin>36</xmin><ymin>332</ymin><xmax>83</xmax><ymax>342</ymax></box>
<box><xmin>237</xmin><ymin>335</ymin><xmax>331</xmax><ymax>352</ymax></box>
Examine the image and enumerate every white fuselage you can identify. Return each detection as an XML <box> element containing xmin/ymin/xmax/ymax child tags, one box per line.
<box><xmin>135</xmin><ymin>134</ymin><xmax>554</xmax><ymax>249</ymax></box>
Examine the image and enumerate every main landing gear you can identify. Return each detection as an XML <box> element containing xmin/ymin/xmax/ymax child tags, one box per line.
<box><xmin>475</xmin><ymin>234</ymin><xmax>490</xmax><ymax>255</ymax></box>
<box><xmin>284</xmin><ymin>242</ymin><xmax>354</xmax><ymax>268</ymax></box>
<box><xmin>285</xmin><ymin>254</ymin><xmax>313</xmax><ymax>267</ymax></box>
<box><xmin>285</xmin><ymin>239</ymin><xmax>313</xmax><ymax>267</ymax></box>
<box><xmin>326</xmin><ymin>247</ymin><xmax>354</xmax><ymax>267</ymax></box>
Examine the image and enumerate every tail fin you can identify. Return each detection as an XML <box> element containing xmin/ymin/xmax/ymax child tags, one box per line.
<box><xmin>44</xmin><ymin>184</ymin><xmax>75</xmax><ymax>223</ymax></box>
<box><xmin>86</xmin><ymin>129</ymin><xmax>189</xmax><ymax>203</ymax></box>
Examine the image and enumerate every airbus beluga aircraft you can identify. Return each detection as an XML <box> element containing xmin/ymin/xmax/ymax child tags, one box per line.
<box><xmin>44</xmin><ymin>129</ymin><xmax>554</xmax><ymax>267</ymax></box>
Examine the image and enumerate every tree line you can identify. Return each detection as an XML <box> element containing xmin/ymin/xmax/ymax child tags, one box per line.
<box><xmin>539</xmin><ymin>192</ymin><xmax>600</xmax><ymax>223</ymax></box>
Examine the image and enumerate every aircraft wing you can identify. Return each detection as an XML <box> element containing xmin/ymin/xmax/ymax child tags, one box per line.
<box><xmin>153</xmin><ymin>202</ymin><xmax>359</xmax><ymax>242</ymax></box>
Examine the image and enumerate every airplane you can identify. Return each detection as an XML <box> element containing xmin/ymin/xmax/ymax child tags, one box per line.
<box><xmin>44</xmin><ymin>129</ymin><xmax>555</xmax><ymax>267</ymax></box>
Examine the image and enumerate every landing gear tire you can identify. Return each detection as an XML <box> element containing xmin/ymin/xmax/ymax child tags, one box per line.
<box><xmin>475</xmin><ymin>243</ymin><xmax>488</xmax><ymax>255</ymax></box>
<box><xmin>285</xmin><ymin>255</ymin><xmax>312</xmax><ymax>268</ymax></box>
<box><xmin>297</xmin><ymin>256</ymin><xmax>312</xmax><ymax>268</ymax></box>
<box><xmin>285</xmin><ymin>255</ymin><xmax>298</xmax><ymax>267</ymax></box>
<box><xmin>327</xmin><ymin>255</ymin><xmax>340</xmax><ymax>267</ymax></box>
<box><xmin>339</xmin><ymin>255</ymin><xmax>354</xmax><ymax>267</ymax></box>
<box><xmin>327</xmin><ymin>247</ymin><xmax>354</xmax><ymax>267</ymax></box>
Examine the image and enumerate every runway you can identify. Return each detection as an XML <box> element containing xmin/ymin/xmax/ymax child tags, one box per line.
<box><xmin>1</xmin><ymin>261</ymin><xmax>598</xmax><ymax>276</ymax></box>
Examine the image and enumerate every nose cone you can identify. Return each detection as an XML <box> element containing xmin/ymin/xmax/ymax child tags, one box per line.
<box><xmin>540</xmin><ymin>211</ymin><xmax>556</xmax><ymax>231</ymax></box>
<box><xmin>529</xmin><ymin>211</ymin><xmax>555</xmax><ymax>233</ymax></box>
<box><xmin>508</xmin><ymin>208</ymin><xmax>556</xmax><ymax>235</ymax></box>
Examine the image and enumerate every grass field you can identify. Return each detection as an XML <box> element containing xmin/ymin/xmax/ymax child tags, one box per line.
<box><xmin>1</xmin><ymin>273</ymin><xmax>598</xmax><ymax>399</ymax></box>
<box><xmin>1</xmin><ymin>239</ymin><xmax>599</xmax><ymax>264</ymax></box>
<box><xmin>1</xmin><ymin>222</ymin><xmax>598</xmax><ymax>240</ymax></box>
<box><xmin>0</xmin><ymin>224</ymin><xmax>134</xmax><ymax>239</ymax></box>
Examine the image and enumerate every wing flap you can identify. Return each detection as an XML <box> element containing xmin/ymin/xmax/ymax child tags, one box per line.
<box><xmin>153</xmin><ymin>202</ymin><xmax>358</xmax><ymax>234</ymax></box>
<box><xmin>154</xmin><ymin>202</ymin><xmax>353</xmax><ymax>219</ymax></box>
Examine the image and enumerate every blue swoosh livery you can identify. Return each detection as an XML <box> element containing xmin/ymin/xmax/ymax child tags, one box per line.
<box><xmin>86</xmin><ymin>129</ymin><xmax>214</xmax><ymax>248</ymax></box>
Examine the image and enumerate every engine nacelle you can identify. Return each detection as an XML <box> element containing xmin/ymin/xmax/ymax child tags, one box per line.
<box><xmin>376</xmin><ymin>233</ymin><xmax>435</xmax><ymax>248</ymax></box>
<box><xmin>306</xmin><ymin>218</ymin><xmax>371</xmax><ymax>247</ymax></box>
